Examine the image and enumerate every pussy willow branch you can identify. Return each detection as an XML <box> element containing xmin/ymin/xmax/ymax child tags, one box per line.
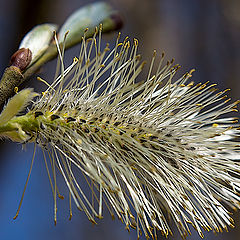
<box><xmin>0</xmin><ymin>12</ymin><xmax>122</xmax><ymax>108</ymax></box>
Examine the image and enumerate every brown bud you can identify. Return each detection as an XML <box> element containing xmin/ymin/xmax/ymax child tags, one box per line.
<box><xmin>110</xmin><ymin>13</ymin><xmax>124</xmax><ymax>31</ymax></box>
<box><xmin>10</xmin><ymin>48</ymin><xmax>32</xmax><ymax>72</ymax></box>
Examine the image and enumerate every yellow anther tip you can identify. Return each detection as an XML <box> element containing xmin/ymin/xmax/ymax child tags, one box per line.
<box><xmin>14</xmin><ymin>87</ymin><xmax>18</xmax><ymax>93</ymax></box>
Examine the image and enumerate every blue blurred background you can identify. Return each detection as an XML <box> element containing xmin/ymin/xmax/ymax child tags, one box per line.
<box><xmin>0</xmin><ymin>0</ymin><xmax>240</xmax><ymax>239</ymax></box>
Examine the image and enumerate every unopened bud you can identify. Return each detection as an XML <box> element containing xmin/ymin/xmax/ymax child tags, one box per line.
<box><xmin>10</xmin><ymin>48</ymin><xmax>32</xmax><ymax>71</ymax></box>
<box><xmin>19</xmin><ymin>24</ymin><xmax>58</xmax><ymax>65</ymax></box>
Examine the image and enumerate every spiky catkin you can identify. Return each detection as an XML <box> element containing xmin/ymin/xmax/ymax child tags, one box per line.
<box><xmin>1</xmin><ymin>29</ymin><xmax>240</xmax><ymax>239</ymax></box>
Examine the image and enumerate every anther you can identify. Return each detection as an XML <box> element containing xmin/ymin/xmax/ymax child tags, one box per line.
<box><xmin>149</xmin><ymin>135</ymin><xmax>158</xmax><ymax>141</ymax></box>
<box><xmin>139</xmin><ymin>138</ymin><xmax>147</xmax><ymax>143</ymax></box>
<box><xmin>34</xmin><ymin>111</ymin><xmax>43</xmax><ymax>118</ymax></box>
<box><xmin>50</xmin><ymin>114</ymin><xmax>60</xmax><ymax>121</ymax></box>
<box><xmin>131</xmin><ymin>133</ymin><xmax>137</xmax><ymax>138</ymax></box>
<box><xmin>66</xmin><ymin>117</ymin><xmax>76</xmax><ymax>123</ymax></box>
<box><xmin>80</xmin><ymin>119</ymin><xmax>86</xmax><ymax>123</ymax></box>
<box><xmin>94</xmin><ymin>128</ymin><xmax>99</xmax><ymax>133</ymax></box>
<box><xmin>113</xmin><ymin>121</ymin><xmax>121</xmax><ymax>126</ymax></box>
<box><xmin>83</xmin><ymin>128</ymin><xmax>90</xmax><ymax>133</ymax></box>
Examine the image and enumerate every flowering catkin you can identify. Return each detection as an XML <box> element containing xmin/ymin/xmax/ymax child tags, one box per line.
<box><xmin>0</xmin><ymin>29</ymin><xmax>240</xmax><ymax>239</ymax></box>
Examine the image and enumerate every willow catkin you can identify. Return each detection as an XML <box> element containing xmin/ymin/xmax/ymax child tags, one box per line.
<box><xmin>0</xmin><ymin>30</ymin><xmax>240</xmax><ymax>239</ymax></box>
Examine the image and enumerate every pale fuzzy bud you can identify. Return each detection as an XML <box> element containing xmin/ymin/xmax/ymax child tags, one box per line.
<box><xmin>58</xmin><ymin>2</ymin><xmax>120</xmax><ymax>47</ymax></box>
<box><xmin>19</xmin><ymin>24</ymin><xmax>58</xmax><ymax>65</ymax></box>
